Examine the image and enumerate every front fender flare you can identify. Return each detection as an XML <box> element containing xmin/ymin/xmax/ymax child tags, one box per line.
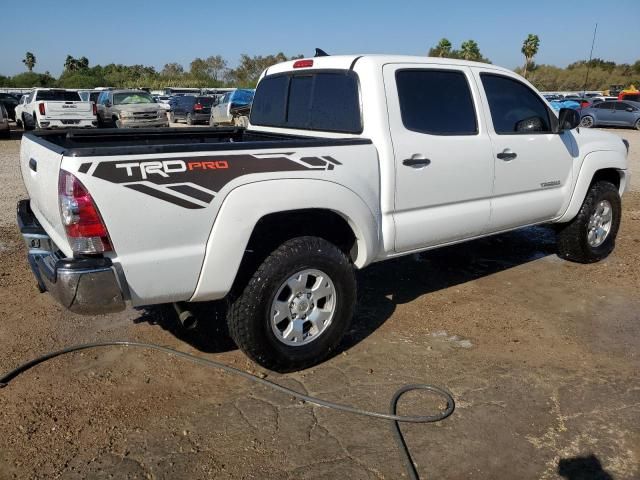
<box><xmin>557</xmin><ymin>150</ymin><xmax>628</xmax><ymax>223</ymax></box>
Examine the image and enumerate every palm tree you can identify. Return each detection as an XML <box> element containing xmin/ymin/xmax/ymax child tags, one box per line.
<box><xmin>22</xmin><ymin>52</ymin><xmax>36</xmax><ymax>72</ymax></box>
<box><xmin>64</xmin><ymin>55</ymin><xmax>76</xmax><ymax>71</ymax></box>
<box><xmin>460</xmin><ymin>40</ymin><xmax>480</xmax><ymax>61</ymax></box>
<box><xmin>435</xmin><ymin>38</ymin><xmax>452</xmax><ymax>57</ymax></box>
<box><xmin>521</xmin><ymin>34</ymin><xmax>540</xmax><ymax>78</ymax></box>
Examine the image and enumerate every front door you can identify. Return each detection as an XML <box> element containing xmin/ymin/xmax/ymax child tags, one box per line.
<box><xmin>383</xmin><ymin>64</ymin><xmax>495</xmax><ymax>252</ymax></box>
<box><xmin>473</xmin><ymin>69</ymin><xmax>575</xmax><ymax>230</ymax></box>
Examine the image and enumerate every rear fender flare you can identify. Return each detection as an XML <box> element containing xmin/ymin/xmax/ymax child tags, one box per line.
<box><xmin>190</xmin><ymin>179</ymin><xmax>380</xmax><ymax>302</ymax></box>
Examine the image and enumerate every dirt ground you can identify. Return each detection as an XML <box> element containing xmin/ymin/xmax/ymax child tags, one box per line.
<box><xmin>0</xmin><ymin>124</ymin><xmax>638</xmax><ymax>480</ymax></box>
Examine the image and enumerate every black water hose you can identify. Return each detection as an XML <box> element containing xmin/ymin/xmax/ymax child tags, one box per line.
<box><xmin>0</xmin><ymin>341</ymin><xmax>455</xmax><ymax>480</ymax></box>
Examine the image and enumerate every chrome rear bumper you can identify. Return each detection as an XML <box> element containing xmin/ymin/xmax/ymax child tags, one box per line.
<box><xmin>17</xmin><ymin>200</ymin><xmax>126</xmax><ymax>315</ymax></box>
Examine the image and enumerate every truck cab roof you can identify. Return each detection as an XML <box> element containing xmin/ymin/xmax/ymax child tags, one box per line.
<box><xmin>264</xmin><ymin>54</ymin><xmax>514</xmax><ymax>77</ymax></box>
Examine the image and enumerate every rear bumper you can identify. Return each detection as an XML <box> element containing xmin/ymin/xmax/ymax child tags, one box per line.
<box><xmin>39</xmin><ymin>118</ymin><xmax>97</xmax><ymax>129</ymax></box>
<box><xmin>17</xmin><ymin>200</ymin><xmax>126</xmax><ymax>315</ymax></box>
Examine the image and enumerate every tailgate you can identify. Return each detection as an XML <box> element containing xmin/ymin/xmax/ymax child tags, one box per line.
<box><xmin>20</xmin><ymin>135</ymin><xmax>71</xmax><ymax>256</ymax></box>
<box><xmin>43</xmin><ymin>101</ymin><xmax>93</xmax><ymax>119</ymax></box>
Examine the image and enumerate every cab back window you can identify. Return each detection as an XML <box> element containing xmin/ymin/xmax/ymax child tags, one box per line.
<box><xmin>251</xmin><ymin>71</ymin><xmax>361</xmax><ymax>133</ymax></box>
<box><xmin>35</xmin><ymin>90</ymin><xmax>81</xmax><ymax>102</ymax></box>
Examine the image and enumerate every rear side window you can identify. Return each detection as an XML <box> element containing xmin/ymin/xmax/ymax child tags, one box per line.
<box><xmin>35</xmin><ymin>90</ymin><xmax>81</xmax><ymax>102</ymax></box>
<box><xmin>395</xmin><ymin>69</ymin><xmax>477</xmax><ymax>135</ymax></box>
<box><xmin>251</xmin><ymin>71</ymin><xmax>361</xmax><ymax>133</ymax></box>
<box><xmin>481</xmin><ymin>74</ymin><xmax>551</xmax><ymax>134</ymax></box>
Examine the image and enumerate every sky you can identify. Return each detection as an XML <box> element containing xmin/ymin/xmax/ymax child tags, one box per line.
<box><xmin>1</xmin><ymin>0</ymin><xmax>639</xmax><ymax>77</ymax></box>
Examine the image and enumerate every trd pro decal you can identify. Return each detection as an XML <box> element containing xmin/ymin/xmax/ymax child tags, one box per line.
<box><xmin>80</xmin><ymin>153</ymin><xmax>341</xmax><ymax>209</ymax></box>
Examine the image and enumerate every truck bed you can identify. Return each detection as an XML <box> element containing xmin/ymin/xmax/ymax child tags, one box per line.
<box><xmin>26</xmin><ymin>127</ymin><xmax>371</xmax><ymax>157</ymax></box>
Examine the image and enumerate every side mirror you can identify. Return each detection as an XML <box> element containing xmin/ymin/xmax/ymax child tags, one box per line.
<box><xmin>626</xmin><ymin>107</ymin><xmax>634</xmax><ymax>112</ymax></box>
<box><xmin>104</xmin><ymin>101</ymin><xmax>112</xmax><ymax>108</ymax></box>
<box><xmin>558</xmin><ymin>108</ymin><xmax>580</xmax><ymax>131</ymax></box>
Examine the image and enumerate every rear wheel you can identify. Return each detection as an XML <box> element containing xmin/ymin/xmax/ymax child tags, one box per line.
<box><xmin>580</xmin><ymin>115</ymin><xmax>594</xmax><ymax>128</ymax></box>
<box><xmin>227</xmin><ymin>236</ymin><xmax>356</xmax><ymax>372</ymax></box>
<box><xmin>22</xmin><ymin>114</ymin><xmax>33</xmax><ymax>131</ymax></box>
<box><xmin>186</xmin><ymin>113</ymin><xmax>193</xmax><ymax>125</ymax></box>
<box><xmin>556</xmin><ymin>180</ymin><xmax>621</xmax><ymax>263</ymax></box>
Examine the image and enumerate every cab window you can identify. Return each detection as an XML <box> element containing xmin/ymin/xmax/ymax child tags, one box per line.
<box><xmin>481</xmin><ymin>73</ymin><xmax>551</xmax><ymax>134</ymax></box>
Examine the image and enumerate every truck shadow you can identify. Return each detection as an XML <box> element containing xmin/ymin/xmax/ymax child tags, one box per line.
<box><xmin>340</xmin><ymin>224</ymin><xmax>557</xmax><ymax>353</ymax></box>
<box><xmin>136</xmin><ymin>225</ymin><xmax>557</xmax><ymax>357</ymax></box>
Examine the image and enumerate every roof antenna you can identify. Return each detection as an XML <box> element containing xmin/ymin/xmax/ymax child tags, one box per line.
<box><xmin>582</xmin><ymin>23</ymin><xmax>598</xmax><ymax>97</ymax></box>
<box><xmin>314</xmin><ymin>48</ymin><xmax>329</xmax><ymax>57</ymax></box>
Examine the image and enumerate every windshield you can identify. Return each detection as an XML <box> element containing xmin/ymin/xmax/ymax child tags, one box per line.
<box><xmin>113</xmin><ymin>92</ymin><xmax>156</xmax><ymax>105</ymax></box>
<box><xmin>35</xmin><ymin>90</ymin><xmax>81</xmax><ymax>102</ymax></box>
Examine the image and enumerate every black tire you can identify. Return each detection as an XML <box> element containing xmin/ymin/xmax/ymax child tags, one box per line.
<box><xmin>635</xmin><ymin>119</ymin><xmax>640</xmax><ymax>131</ymax></box>
<box><xmin>228</xmin><ymin>236</ymin><xmax>356</xmax><ymax>372</ymax></box>
<box><xmin>0</xmin><ymin>128</ymin><xmax>9</xmax><ymax>139</ymax></box>
<box><xmin>22</xmin><ymin>114</ymin><xmax>34</xmax><ymax>131</ymax></box>
<box><xmin>169</xmin><ymin>112</ymin><xmax>175</xmax><ymax>123</ymax></box>
<box><xmin>556</xmin><ymin>181</ymin><xmax>621</xmax><ymax>263</ymax></box>
<box><xmin>186</xmin><ymin>113</ymin><xmax>193</xmax><ymax>125</ymax></box>
<box><xmin>113</xmin><ymin>117</ymin><xmax>122</xmax><ymax>128</ymax></box>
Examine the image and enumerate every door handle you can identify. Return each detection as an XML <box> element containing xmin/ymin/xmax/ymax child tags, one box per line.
<box><xmin>29</xmin><ymin>158</ymin><xmax>37</xmax><ymax>172</ymax></box>
<box><xmin>403</xmin><ymin>156</ymin><xmax>431</xmax><ymax>168</ymax></box>
<box><xmin>497</xmin><ymin>149</ymin><xmax>517</xmax><ymax>161</ymax></box>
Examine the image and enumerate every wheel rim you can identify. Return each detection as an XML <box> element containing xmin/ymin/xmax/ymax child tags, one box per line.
<box><xmin>587</xmin><ymin>200</ymin><xmax>613</xmax><ymax>248</ymax></box>
<box><xmin>270</xmin><ymin>269</ymin><xmax>337</xmax><ymax>346</ymax></box>
<box><xmin>581</xmin><ymin>116</ymin><xmax>593</xmax><ymax>127</ymax></box>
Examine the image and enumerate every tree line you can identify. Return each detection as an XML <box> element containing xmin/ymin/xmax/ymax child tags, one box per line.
<box><xmin>2</xmin><ymin>44</ymin><xmax>639</xmax><ymax>92</ymax></box>
<box><xmin>0</xmin><ymin>52</ymin><xmax>303</xmax><ymax>90</ymax></box>
<box><xmin>428</xmin><ymin>34</ymin><xmax>640</xmax><ymax>91</ymax></box>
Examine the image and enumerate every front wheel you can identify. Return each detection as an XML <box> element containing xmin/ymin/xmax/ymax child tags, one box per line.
<box><xmin>635</xmin><ymin>119</ymin><xmax>640</xmax><ymax>131</ymax></box>
<box><xmin>227</xmin><ymin>236</ymin><xmax>356</xmax><ymax>372</ymax></box>
<box><xmin>556</xmin><ymin>180</ymin><xmax>621</xmax><ymax>263</ymax></box>
<box><xmin>580</xmin><ymin>115</ymin><xmax>594</xmax><ymax>128</ymax></box>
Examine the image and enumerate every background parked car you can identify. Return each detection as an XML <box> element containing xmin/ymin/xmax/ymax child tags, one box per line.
<box><xmin>0</xmin><ymin>93</ymin><xmax>18</xmax><ymax>121</ymax></box>
<box><xmin>580</xmin><ymin>100</ymin><xmax>640</xmax><ymax>129</ymax></box>
<box><xmin>14</xmin><ymin>88</ymin><xmax>96</xmax><ymax>130</ymax></box>
<box><xmin>210</xmin><ymin>89</ymin><xmax>255</xmax><ymax>126</ymax></box>
<box><xmin>0</xmin><ymin>103</ymin><xmax>10</xmax><ymax>138</ymax></box>
<box><xmin>169</xmin><ymin>95</ymin><xmax>215</xmax><ymax>124</ymax></box>
<box><xmin>96</xmin><ymin>90</ymin><xmax>169</xmax><ymax>128</ymax></box>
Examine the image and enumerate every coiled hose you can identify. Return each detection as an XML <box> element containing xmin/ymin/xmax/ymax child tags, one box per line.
<box><xmin>0</xmin><ymin>341</ymin><xmax>455</xmax><ymax>480</ymax></box>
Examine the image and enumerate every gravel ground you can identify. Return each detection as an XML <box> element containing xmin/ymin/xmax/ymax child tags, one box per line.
<box><xmin>0</xmin><ymin>124</ymin><xmax>638</xmax><ymax>479</ymax></box>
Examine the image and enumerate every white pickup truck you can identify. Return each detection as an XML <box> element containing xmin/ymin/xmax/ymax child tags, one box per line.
<box><xmin>15</xmin><ymin>88</ymin><xmax>97</xmax><ymax>130</ymax></box>
<box><xmin>17</xmin><ymin>55</ymin><xmax>630</xmax><ymax>371</ymax></box>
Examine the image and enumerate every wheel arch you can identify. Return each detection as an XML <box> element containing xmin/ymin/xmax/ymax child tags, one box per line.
<box><xmin>557</xmin><ymin>150</ymin><xmax>628</xmax><ymax>223</ymax></box>
<box><xmin>190</xmin><ymin>179</ymin><xmax>380</xmax><ymax>302</ymax></box>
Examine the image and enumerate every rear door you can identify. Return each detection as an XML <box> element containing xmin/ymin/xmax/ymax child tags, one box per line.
<box><xmin>383</xmin><ymin>64</ymin><xmax>494</xmax><ymax>252</ymax></box>
<box><xmin>593</xmin><ymin>102</ymin><xmax>615</xmax><ymax>125</ymax></box>
<box><xmin>474</xmin><ymin>69</ymin><xmax>575</xmax><ymax>230</ymax></box>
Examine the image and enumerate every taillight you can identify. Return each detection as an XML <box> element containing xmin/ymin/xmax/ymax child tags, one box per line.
<box><xmin>58</xmin><ymin>170</ymin><xmax>112</xmax><ymax>254</ymax></box>
<box><xmin>38</xmin><ymin>103</ymin><xmax>46</xmax><ymax>116</ymax></box>
<box><xmin>193</xmin><ymin>103</ymin><xmax>203</xmax><ymax>111</ymax></box>
<box><xmin>293</xmin><ymin>59</ymin><xmax>313</xmax><ymax>68</ymax></box>
<box><xmin>92</xmin><ymin>102</ymin><xmax>97</xmax><ymax>115</ymax></box>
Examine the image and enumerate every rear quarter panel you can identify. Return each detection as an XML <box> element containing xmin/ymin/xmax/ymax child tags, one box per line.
<box><xmin>63</xmin><ymin>143</ymin><xmax>380</xmax><ymax>305</ymax></box>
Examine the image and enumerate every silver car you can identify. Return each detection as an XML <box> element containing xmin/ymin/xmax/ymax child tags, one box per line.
<box><xmin>210</xmin><ymin>89</ymin><xmax>254</xmax><ymax>126</ymax></box>
<box><xmin>580</xmin><ymin>100</ymin><xmax>640</xmax><ymax>130</ymax></box>
<box><xmin>96</xmin><ymin>90</ymin><xmax>169</xmax><ymax>128</ymax></box>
